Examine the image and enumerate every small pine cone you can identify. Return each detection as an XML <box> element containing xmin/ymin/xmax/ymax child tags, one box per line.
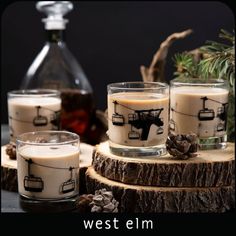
<box><xmin>6</xmin><ymin>142</ymin><xmax>16</xmax><ymax>160</ymax></box>
<box><xmin>90</xmin><ymin>188</ymin><xmax>119</xmax><ymax>213</ymax></box>
<box><xmin>75</xmin><ymin>194</ymin><xmax>94</xmax><ymax>213</ymax></box>
<box><xmin>166</xmin><ymin>133</ymin><xmax>198</xmax><ymax>160</ymax></box>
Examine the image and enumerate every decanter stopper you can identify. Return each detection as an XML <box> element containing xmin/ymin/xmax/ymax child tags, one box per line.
<box><xmin>36</xmin><ymin>1</ymin><xmax>73</xmax><ymax>29</ymax></box>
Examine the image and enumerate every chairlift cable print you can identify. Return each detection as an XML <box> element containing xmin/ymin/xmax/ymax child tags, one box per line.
<box><xmin>170</xmin><ymin>107</ymin><xmax>198</xmax><ymax>118</ymax></box>
<box><xmin>112</xmin><ymin>100</ymin><xmax>165</xmax><ymax>141</ymax></box>
<box><xmin>61</xmin><ymin>167</ymin><xmax>76</xmax><ymax>194</ymax></box>
<box><xmin>171</xmin><ymin>96</ymin><xmax>227</xmax><ymax>121</ymax></box>
<box><xmin>9</xmin><ymin>106</ymin><xmax>60</xmax><ymax>127</ymax></box>
<box><xmin>20</xmin><ymin>155</ymin><xmax>79</xmax><ymax>194</ymax></box>
<box><xmin>33</xmin><ymin>106</ymin><xmax>48</xmax><ymax>126</ymax></box>
<box><xmin>112</xmin><ymin>101</ymin><xmax>125</xmax><ymax>126</ymax></box>
<box><xmin>20</xmin><ymin>154</ymin><xmax>79</xmax><ymax>170</ymax></box>
<box><xmin>24</xmin><ymin>158</ymin><xmax>44</xmax><ymax>192</ymax></box>
<box><xmin>171</xmin><ymin>96</ymin><xmax>228</xmax><ymax>133</ymax></box>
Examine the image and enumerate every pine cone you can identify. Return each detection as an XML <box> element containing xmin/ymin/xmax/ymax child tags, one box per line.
<box><xmin>166</xmin><ymin>133</ymin><xmax>198</xmax><ymax>160</ymax></box>
<box><xmin>5</xmin><ymin>142</ymin><xmax>16</xmax><ymax>160</ymax></box>
<box><xmin>89</xmin><ymin>188</ymin><xmax>119</xmax><ymax>213</ymax></box>
<box><xmin>75</xmin><ymin>194</ymin><xmax>94</xmax><ymax>213</ymax></box>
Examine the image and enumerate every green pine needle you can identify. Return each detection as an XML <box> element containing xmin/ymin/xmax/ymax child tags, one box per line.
<box><xmin>173</xmin><ymin>53</ymin><xmax>198</xmax><ymax>78</ymax></box>
<box><xmin>173</xmin><ymin>29</ymin><xmax>235</xmax><ymax>95</ymax></box>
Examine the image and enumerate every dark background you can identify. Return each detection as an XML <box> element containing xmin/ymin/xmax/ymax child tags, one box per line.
<box><xmin>1</xmin><ymin>1</ymin><xmax>234</xmax><ymax>124</ymax></box>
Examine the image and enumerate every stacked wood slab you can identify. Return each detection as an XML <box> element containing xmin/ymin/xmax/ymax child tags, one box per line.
<box><xmin>86</xmin><ymin>141</ymin><xmax>235</xmax><ymax>213</ymax></box>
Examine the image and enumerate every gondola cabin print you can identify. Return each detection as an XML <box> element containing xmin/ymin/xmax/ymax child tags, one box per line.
<box><xmin>24</xmin><ymin>159</ymin><xmax>44</xmax><ymax>192</ymax></box>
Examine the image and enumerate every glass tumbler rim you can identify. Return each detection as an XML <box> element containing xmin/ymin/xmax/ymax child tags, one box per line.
<box><xmin>8</xmin><ymin>89</ymin><xmax>61</xmax><ymax>98</ymax></box>
<box><xmin>16</xmin><ymin>131</ymin><xmax>80</xmax><ymax>146</ymax></box>
<box><xmin>170</xmin><ymin>77</ymin><xmax>228</xmax><ymax>87</ymax></box>
<box><xmin>107</xmin><ymin>81</ymin><xmax>169</xmax><ymax>91</ymax></box>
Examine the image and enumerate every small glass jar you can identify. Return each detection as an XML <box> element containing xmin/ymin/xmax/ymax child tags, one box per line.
<box><xmin>107</xmin><ymin>82</ymin><xmax>169</xmax><ymax>157</ymax></box>
<box><xmin>16</xmin><ymin>131</ymin><xmax>80</xmax><ymax>212</ymax></box>
<box><xmin>170</xmin><ymin>78</ymin><xmax>229</xmax><ymax>149</ymax></box>
<box><xmin>8</xmin><ymin>89</ymin><xmax>61</xmax><ymax>143</ymax></box>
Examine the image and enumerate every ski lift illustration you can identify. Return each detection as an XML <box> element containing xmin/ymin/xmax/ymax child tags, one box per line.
<box><xmin>146</xmin><ymin>109</ymin><xmax>161</xmax><ymax>120</ymax></box>
<box><xmin>9</xmin><ymin>124</ymin><xmax>14</xmax><ymax>138</ymax></box>
<box><xmin>169</xmin><ymin>119</ymin><xmax>176</xmax><ymax>131</ymax></box>
<box><xmin>24</xmin><ymin>158</ymin><xmax>44</xmax><ymax>192</ymax></box>
<box><xmin>156</xmin><ymin>118</ymin><xmax>164</xmax><ymax>134</ymax></box>
<box><xmin>156</xmin><ymin>127</ymin><xmax>164</xmax><ymax>135</ymax></box>
<box><xmin>128</xmin><ymin>125</ymin><xmax>140</xmax><ymax>140</ymax></box>
<box><xmin>217</xmin><ymin>107</ymin><xmax>224</xmax><ymax>116</ymax></box>
<box><xmin>128</xmin><ymin>113</ymin><xmax>138</xmax><ymax>123</ymax></box>
<box><xmin>216</xmin><ymin>122</ymin><xmax>225</xmax><ymax>132</ymax></box>
<box><xmin>216</xmin><ymin>103</ymin><xmax>227</xmax><ymax>121</ymax></box>
<box><xmin>112</xmin><ymin>101</ymin><xmax>125</xmax><ymax>126</ymax></box>
<box><xmin>61</xmin><ymin>167</ymin><xmax>75</xmax><ymax>194</ymax></box>
<box><xmin>198</xmin><ymin>97</ymin><xmax>215</xmax><ymax>121</ymax></box>
<box><xmin>33</xmin><ymin>106</ymin><xmax>48</xmax><ymax>126</ymax></box>
<box><xmin>50</xmin><ymin>111</ymin><xmax>60</xmax><ymax>129</ymax></box>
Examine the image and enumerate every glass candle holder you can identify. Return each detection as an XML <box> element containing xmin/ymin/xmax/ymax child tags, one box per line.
<box><xmin>170</xmin><ymin>78</ymin><xmax>229</xmax><ymax>150</ymax></box>
<box><xmin>16</xmin><ymin>131</ymin><xmax>80</xmax><ymax>212</ymax></box>
<box><xmin>107</xmin><ymin>82</ymin><xmax>169</xmax><ymax>157</ymax></box>
<box><xmin>8</xmin><ymin>89</ymin><xmax>61</xmax><ymax>143</ymax></box>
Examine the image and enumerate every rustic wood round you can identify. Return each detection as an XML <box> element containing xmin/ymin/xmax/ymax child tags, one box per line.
<box><xmin>92</xmin><ymin>141</ymin><xmax>235</xmax><ymax>187</ymax></box>
<box><xmin>1</xmin><ymin>143</ymin><xmax>94</xmax><ymax>193</ymax></box>
<box><xmin>86</xmin><ymin>166</ymin><xmax>235</xmax><ymax>213</ymax></box>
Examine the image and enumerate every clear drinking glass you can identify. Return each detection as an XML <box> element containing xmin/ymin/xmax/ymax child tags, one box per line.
<box><xmin>107</xmin><ymin>82</ymin><xmax>169</xmax><ymax>157</ymax></box>
<box><xmin>16</xmin><ymin>131</ymin><xmax>80</xmax><ymax>212</ymax></box>
<box><xmin>170</xmin><ymin>78</ymin><xmax>229</xmax><ymax>149</ymax></box>
<box><xmin>8</xmin><ymin>89</ymin><xmax>61</xmax><ymax>143</ymax></box>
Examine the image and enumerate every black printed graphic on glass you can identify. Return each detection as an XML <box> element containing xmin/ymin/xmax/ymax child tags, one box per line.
<box><xmin>198</xmin><ymin>97</ymin><xmax>215</xmax><ymax>121</ymax></box>
<box><xmin>9</xmin><ymin>106</ymin><xmax>61</xmax><ymax>130</ymax></box>
<box><xmin>50</xmin><ymin>110</ymin><xmax>61</xmax><ymax>130</ymax></box>
<box><xmin>169</xmin><ymin>119</ymin><xmax>176</xmax><ymax>131</ymax></box>
<box><xmin>33</xmin><ymin>106</ymin><xmax>48</xmax><ymax>126</ymax></box>
<box><xmin>24</xmin><ymin>158</ymin><xmax>44</xmax><ymax>192</ymax></box>
<box><xmin>60</xmin><ymin>167</ymin><xmax>75</xmax><ymax>194</ymax></box>
<box><xmin>112</xmin><ymin>101</ymin><xmax>125</xmax><ymax>126</ymax></box>
<box><xmin>20</xmin><ymin>154</ymin><xmax>78</xmax><ymax>194</ymax></box>
<box><xmin>128</xmin><ymin>109</ymin><xmax>164</xmax><ymax>140</ymax></box>
<box><xmin>112</xmin><ymin>100</ymin><xmax>164</xmax><ymax>141</ymax></box>
<box><xmin>171</xmin><ymin>96</ymin><xmax>228</xmax><ymax>132</ymax></box>
<box><xmin>128</xmin><ymin>117</ymin><xmax>140</xmax><ymax>140</ymax></box>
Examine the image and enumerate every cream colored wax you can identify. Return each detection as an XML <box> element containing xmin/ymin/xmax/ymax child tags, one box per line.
<box><xmin>170</xmin><ymin>87</ymin><xmax>228</xmax><ymax>137</ymax></box>
<box><xmin>17</xmin><ymin>145</ymin><xmax>80</xmax><ymax>199</ymax></box>
<box><xmin>8</xmin><ymin>97</ymin><xmax>61</xmax><ymax>141</ymax></box>
<box><xmin>107</xmin><ymin>92</ymin><xmax>169</xmax><ymax>147</ymax></box>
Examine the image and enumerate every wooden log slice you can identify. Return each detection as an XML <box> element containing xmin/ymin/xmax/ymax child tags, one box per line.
<box><xmin>92</xmin><ymin>141</ymin><xmax>235</xmax><ymax>187</ymax></box>
<box><xmin>86</xmin><ymin>166</ymin><xmax>235</xmax><ymax>213</ymax></box>
<box><xmin>1</xmin><ymin>143</ymin><xmax>94</xmax><ymax>194</ymax></box>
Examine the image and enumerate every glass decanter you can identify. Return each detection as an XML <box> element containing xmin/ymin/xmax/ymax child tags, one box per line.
<box><xmin>20</xmin><ymin>1</ymin><xmax>95</xmax><ymax>142</ymax></box>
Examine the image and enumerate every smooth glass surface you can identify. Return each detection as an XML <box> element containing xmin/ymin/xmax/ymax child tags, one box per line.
<box><xmin>8</xmin><ymin>89</ymin><xmax>61</xmax><ymax>142</ymax></box>
<box><xmin>107</xmin><ymin>82</ymin><xmax>169</xmax><ymax>157</ymax></box>
<box><xmin>16</xmin><ymin>131</ymin><xmax>80</xmax><ymax>212</ymax></box>
<box><xmin>170</xmin><ymin>78</ymin><xmax>229</xmax><ymax>149</ymax></box>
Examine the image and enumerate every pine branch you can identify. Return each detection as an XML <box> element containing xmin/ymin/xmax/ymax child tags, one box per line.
<box><xmin>173</xmin><ymin>29</ymin><xmax>235</xmax><ymax>95</ymax></box>
<box><xmin>199</xmin><ymin>30</ymin><xmax>235</xmax><ymax>94</ymax></box>
<box><xmin>219</xmin><ymin>29</ymin><xmax>235</xmax><ymax>44</ymax></box>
